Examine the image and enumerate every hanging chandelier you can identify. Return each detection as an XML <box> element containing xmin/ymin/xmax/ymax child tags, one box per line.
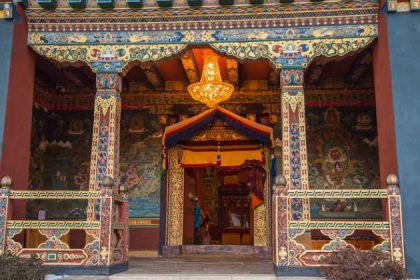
<box><xmin>187</xmin><ymin>52</ymin><xmax>234</xmax><ymax>108</ymax></box>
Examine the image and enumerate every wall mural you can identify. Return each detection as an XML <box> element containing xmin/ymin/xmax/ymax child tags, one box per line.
<box><xmin>28</xmin><ymin>106</ymin><xmax>92</xmax><ymax>219</ymax></box>
<box><xmin>306</xmin><ymin>106</ymin><xmax>382</xmax><ymax>220</ymax></box>
<box><xmin>26</xmin><ymin>103</ymin><xmax>283</xmax><ymax>221</ymax></box>
<box><xmin>119</xmin><ymin>110</ymin><xmax>163</xmax><ymax>219</ymax></box>
<box><xmin>28</xmin><ymin>107</ymin><xmax>164</xmax><ymax>220</ymax></box>
<box><xmin>28</xmin><ymin>104</ymin><xmax>379</xmax><ymax>221</ymax></box>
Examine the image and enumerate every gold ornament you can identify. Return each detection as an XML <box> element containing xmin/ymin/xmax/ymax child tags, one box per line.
<box><xmin>187</xmin><ymin>52</ymin><xmax>234</xmax><ymax>108</ymax></box>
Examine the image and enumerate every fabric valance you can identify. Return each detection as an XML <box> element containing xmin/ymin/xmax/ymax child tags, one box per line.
<box><xmin>181</xmin><ymin>148</ymin><xmax>263</xmax><ymax>168</ymax></box>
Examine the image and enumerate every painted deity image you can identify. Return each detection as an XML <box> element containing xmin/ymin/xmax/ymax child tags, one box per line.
<box><xmin>306</xmin><ymin>106</ymin><xmax>382</xmax><ymax>219</ymax></box>
<box><xmin>27</xmin><ymin>107</ymin><xmax>164</xmax><ymax>220</ymax></box>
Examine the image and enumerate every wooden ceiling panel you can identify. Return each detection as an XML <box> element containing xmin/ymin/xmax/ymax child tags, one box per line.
<box><xmin>321</xmin><ymin>55</ymin><xmax>358</xmax><ymax>78</ymax></box>
<box><xmin>239</xmin><ymin>60</ymin><xmax>270</xmax><ymax>81</ymax></box>
<box><xmin>125</xmin><ymin>66</ymin><xmax>148</xmax><ymax>82</ymax></box>
<box><xmin>155</xmin><ymin>58</ymin><xmax>188</xmax><ymax>82</ymax></box>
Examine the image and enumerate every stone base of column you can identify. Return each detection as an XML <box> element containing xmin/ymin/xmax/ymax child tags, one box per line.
<box><xmin>46</xmin><ymin>262</ymin><xmax>129</xmax><ymax>275</ymax></box>
<box><xmin>273</xmin><ymin>266</ymin><xmax>321</xmax><ymax>277</ymax></box>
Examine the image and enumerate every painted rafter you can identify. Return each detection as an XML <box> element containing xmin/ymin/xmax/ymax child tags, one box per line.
<box><xmin>345</xmin><ymin>51</ymin><xmax>372</xmax><ymax>85</ymax></box>
<box><xmin>139</xmin><ymin>63</ymin><xmax>165</xmax><ymax>91</ymax></box>
<box><xmin>269</xmin><ymin>66</ymin><xmax>280</xmax><ymax>88</ymax></box>
<box><xmin>225</xmin><ymin>58</ymin><xmax>239</xmax><ymax>87</ymax></box>
<box><xmin>50</xmin><ymin>60</ymin><xmax>91</xmax><ymax>87</ymax></box>
<box><xmin>307</xmin><ymin>60</ymin><xmax>327</xmax><ymax>85</ymax></box>
<box><xmin>180</xmin><ymin>50</ymin><xmax>199</xmax><ymax>83</ymax></box>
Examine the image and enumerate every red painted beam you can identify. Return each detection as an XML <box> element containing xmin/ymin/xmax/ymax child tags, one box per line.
<box><xmin>0</xmin><ymin>5</ymin><xmax>35</xmax><ymax>221</ymax></box>
<box><xmin>372</xmin><ymin>6</ymin><xmax>398</xmax><ymax>188</ymax></box>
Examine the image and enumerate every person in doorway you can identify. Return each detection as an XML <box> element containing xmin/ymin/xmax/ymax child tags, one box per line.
<box><xmin>193</xmin><ymin>198</ymin><xmax>201</xmax><ymax>245</ymax></box>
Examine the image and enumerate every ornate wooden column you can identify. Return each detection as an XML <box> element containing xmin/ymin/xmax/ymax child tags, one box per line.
<box><xmin>89</xmin><ymin>73</ymin><xmax>122</xmax><ymax>193</ymax></box>
<box><xmin>272</xmin><ymin>175</ymin><xmax>289</xmax><ymax>266</ymax></box>
<box><xmin>88</xmin><ymin>72</ymin><xmax>122</xmax><ymax>265</ymax></box>
<box><xmin>386</xmin><ymin>174</ymin><xmax>405</xmax><ymax>266</ymax></box>
<box><xmin>166</xmin><ymin>146</ymin><xmax>184</xmax><ymax>246</ymax></box>
<box><xmin>280</xmin><ymin>65</ymin><xmax>310</xmax><ymax>222</ymax></box>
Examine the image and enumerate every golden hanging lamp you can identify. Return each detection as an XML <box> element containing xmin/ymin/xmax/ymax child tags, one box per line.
<box><xmin>187</xmin><ymin>52</ymin><xmax>234</xmax><ymax>108</ymax></box>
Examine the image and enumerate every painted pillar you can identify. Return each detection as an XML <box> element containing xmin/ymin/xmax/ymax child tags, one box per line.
<box><xmin>88</xmin><ymin>72</ymin><xmax>122</xmax><ymax>265</ymax></box>
<box><xmin>272</xmin><ymin>176</ymin><xmax>288</xmax><ymax>266</ymax></box>
<box><xmin>89</xmin><ymin>73</ymin><xmax>122</xmax><ymax>193</ymax></box>
<box><xmin>386</xmin><ymin>174</ymin><xmax>404</xmax><ymax>266</ymax></box>
<box><xmin>280</xmin><ymin>66</ymin><xmax>309</xmax><ymax>221</ymax></box>
<box><xmin>99</xmin><ymin>178</ymin><xmax>115</xmax><ymax>266</ymax></box>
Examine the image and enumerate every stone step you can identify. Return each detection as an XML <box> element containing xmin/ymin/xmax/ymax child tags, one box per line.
<box><xmin>163</xmin><ymin>245</ymin><xmax>272</xmax><ymax>258</ymax></box>
<box><xmin>51</xmin><ymin>257</ymin><xmax>324</xmax><ymax>280</ymax></box>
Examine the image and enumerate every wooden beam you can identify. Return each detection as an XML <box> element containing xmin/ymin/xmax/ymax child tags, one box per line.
<box><xmin>269</xmin><ymin>66</ymin><xmax>280</xmax><ymax>88</ymax></box>
<box><xmin>180</xmin><ymin>50</ymin><xmax>199</xmax><ymax>83</ymax></box>
<box><xmin>346</xmin><ymin>52</ymin><xmax>372</xmax><ymax>85</ymax></box>
<box><xmin>50</xmin><ymin>60</ymin><xmax>87</xmax><ymax>87</ymax></box>
<box><xmin>63</xmin><ymin>70</ymin><xmax>85</xmax><ymax>87</ymax></box>
<box><xmin>308</xmin><ymin>60</ymin><xmax>327</xmax><ymax>85</ymax></box>
<box><xmin>226</xmin><ymin>58</ymin><xmax>239</xmax><ymax>86</ymax></box>
<box><xmin>140</xmin><ymin>63</ymin><xmax>165</xmax><ymax>91</ymax></box>
<box><xmin>36</xmin><ymin>58</ymin><xmax>69</xmax><ymax>88</ymax></box>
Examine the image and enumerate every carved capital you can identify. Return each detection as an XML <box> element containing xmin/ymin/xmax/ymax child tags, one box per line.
<box><xmin>96</xmin><ymin>73</ymin><xmax>122</xmax><ymax>93</ymax></box>
<box><xmin>280</xmin><ymin>68</ymin><xmax>304</xmax><ymax>87</ymax></box>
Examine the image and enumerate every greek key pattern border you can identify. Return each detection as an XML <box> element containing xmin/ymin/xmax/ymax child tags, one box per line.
<box><xmin>7</xmin><ymin>221</ymin><xmax>101</xmax><ymax>229</ymax></box>
<box><xmin>288</xmin><ymin>221</ymin><xmax>389</xmax><ymax>230</ymax></box>
<box><xmin>287</xmin><ymin>189</ymin><xmax>388</xmax><ymax>199</ymax></box>
<box><xmin>9</xmin><ymin>190</ymin><xmax>101</xmax><ymax>200</ymax></box>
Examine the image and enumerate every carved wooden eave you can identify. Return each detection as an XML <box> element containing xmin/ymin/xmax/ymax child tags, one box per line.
<box><xmin>25</xmin><ymin>0</ymin><xmax>378</xmax><ymax>73</ymax></box>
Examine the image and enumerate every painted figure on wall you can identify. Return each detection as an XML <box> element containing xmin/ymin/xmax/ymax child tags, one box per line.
<box><xmin>27</xmin><ymin>103</ymin><xmax>283</xmax><ymax>221</ymax></box>
<box><xmin>27</xmin><ymin>107</ymin><xmax>92</xmax><ymax>219</ymax></box>
<box><xmin>306</xmin><ymin>106</ymin><xmax>382</xmax><ymax>219</ymax></box>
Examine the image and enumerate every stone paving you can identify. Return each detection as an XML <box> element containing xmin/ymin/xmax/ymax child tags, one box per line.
<box><xmin>52</xmin><ymin>256</ymin><xmax>324</xmax><ymax>280</ymax></box>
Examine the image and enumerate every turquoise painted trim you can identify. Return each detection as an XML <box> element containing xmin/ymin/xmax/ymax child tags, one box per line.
<box><xmin>36</xmin><ymin>0</ymin><xmax>57</xmax><ymax>8</ymax></box>
<box><xmin>28</xmin><ymin>24</ymin><xmax>378</xmax><ymax>46</ymax></box>
<box><xmin>157</xmin><ymin>0</ymin><xmax>172</xmax><ymax>7</ymax></box>
<box><xmin>387</xmin><ymin>11</ymin><xmax>420</xmax><ymax>278</ymax></box>
<box><xmin>97</xmin><ymin>0</ymin><xmax>114</xmax><ymax>8</ymax></box>
<box><xmin>126</xmin><ymin>0</ymin><xmax>142</xmax><ymax>8</ymax></box>
<box><xmin>0</xmin><ymin>20</ymin><xmax>14</xmax><ymax>161</ymax></box>
<box><xmin>219</xmin><ymin>0</ymin><xmax>234</xmax><ymax>5</ymax></box>
<box><xmin>68</xmin><ymin>0</ymin><xmax>86</xmax><ymax>9</ymax></box>
<box><xmin>187</xmin><ymin>0</ymin><xmax>202</xmax><ymax>6</ymax></box>
<box><xmin>250</xmin><ymin>0</ymin><xmax>264</xmax><ymax>4</ymax></box>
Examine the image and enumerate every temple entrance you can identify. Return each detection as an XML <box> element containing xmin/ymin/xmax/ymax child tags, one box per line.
<box><xmin>184</xmin><ymin>164</ymin><xmax>264</xmax><ymax>246</ymax></box>
<box><xmin>162</xmin><ymin>106</ymin><xmax>273</xmax><ymax>255</ymax></box>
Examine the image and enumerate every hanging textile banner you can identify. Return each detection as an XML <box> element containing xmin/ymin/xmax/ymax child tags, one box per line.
<box><xmin>181</xmin><ymin>148</ymin><xmax>263</xmax><ymax>168</ymax></box>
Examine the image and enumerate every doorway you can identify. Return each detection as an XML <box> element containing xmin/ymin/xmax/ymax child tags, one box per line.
<box><xmin>162</xmin><ymin>106</ymin><xmax>274</xmax><ymax>248</ymax></box>
<box><xmin>183</xmin><ymin>166</ymin><xmax>258</xmax><ymax>245</ymax></box>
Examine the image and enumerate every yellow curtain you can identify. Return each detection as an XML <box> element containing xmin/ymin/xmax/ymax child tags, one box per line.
<box><xmin>181</xmin><ymin>149</ymin><xmax>263</xmax><ymax>167</ymax></box>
